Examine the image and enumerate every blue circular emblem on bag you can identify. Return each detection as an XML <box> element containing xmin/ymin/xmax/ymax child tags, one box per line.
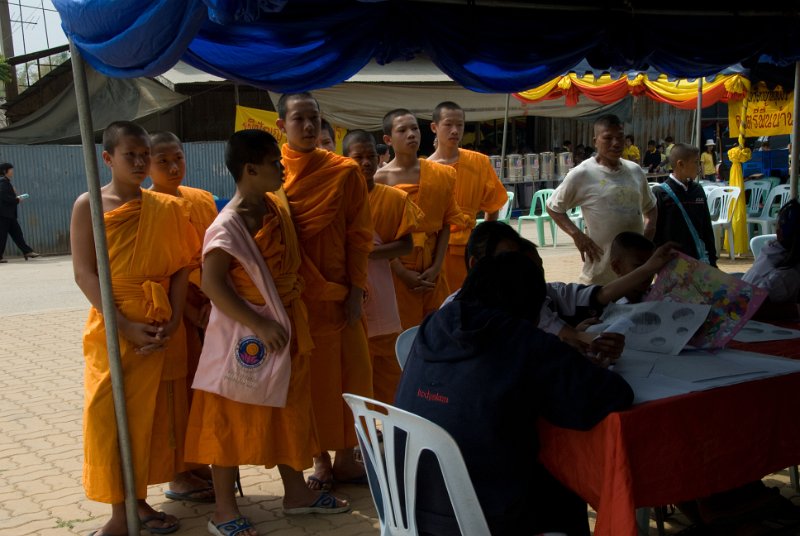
<box><xmin>236</xmin><ymin>336</ymin><xmax>267</xmax><ymax>368</ymax></box>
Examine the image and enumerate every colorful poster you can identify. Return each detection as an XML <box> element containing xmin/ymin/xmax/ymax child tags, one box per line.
<box><xmin>645</xmin><ymin>253</ymin><xmax>767</xmax><ymax>349</ymax></box>
<box><xmin>728</xmin><ymin>83</ymin><xmax>794</xmax><ymax>137</ymax></box>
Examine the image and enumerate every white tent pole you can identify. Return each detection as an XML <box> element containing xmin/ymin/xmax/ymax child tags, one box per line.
<box><xmin>696</xmin><ymin>78</ymin><xmax>703</xmax><ymax>152</ymax></box>
<box><xmin>69</xmin><ymin>40</ymin><xmax>140</xmax><ymax>535</ymax></box>
<box><xmin>500</xmin><ymin>93</ymin><xmax>510</xmax><ymax>181</ymax></box>
<box><xmin>791</xmin><ymin>61</ymin><xmax>799</xmax><ymax>201</ymax></box>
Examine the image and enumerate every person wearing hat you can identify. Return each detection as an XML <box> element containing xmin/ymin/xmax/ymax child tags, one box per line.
<box><xmin>701</xmin><ymin>139</ymin><xmax>717</xmax><ymax>181</ymax></box>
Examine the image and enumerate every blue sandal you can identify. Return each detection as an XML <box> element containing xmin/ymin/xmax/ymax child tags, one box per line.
<box><xmin>283</xmin><ymin>492</ymin><xmax>351</xmax><ymax>515</ymax></box>
<box><xmin>207</xmin><ymin>517</ymin><xmax>254</xmax><ymax>536</ymax></box>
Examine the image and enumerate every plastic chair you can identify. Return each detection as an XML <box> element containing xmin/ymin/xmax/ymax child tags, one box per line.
<box><xmin>475</xmin><ymin>191</ymin><xmax>514</xmax><ymax>226</ymax></box>
<box><xmin>395</xmin><ymin>325</ymin><xmax>419</xmax><ymax>370</ymax></box>
<box><xmin>706</xmin><ymin>186</ymin><xmax>741</xmax><ymax>260</ymax></box>
<box><xmin>748</xmin><ymin>185</ymin><xmax>791</xmax><ymax>237</ymax></box>
<box><xmin>743</xmin><ymin>179</ymin><xmax>772</xmax><ymax>217</ymax></box>
<box><xmin>342</xmin><ymin>394</ymin><xmax>491</xmax><ymax>536</ymax></box>
<box><xmin>648</xmin><ymin>181</ymin><xmax>660</xmax><ymax>189</ymax></box>
<box><xmin>567</xmin><ymin>205</ymin><xmax>584</xmax><ymax>233</ymax></box>
<box><xmin>750</xmin><ymin>234</ymin><xmax>777</xmax><ymax>259</ymax></box>
<box><xmin>517</xmin><ymin>188</ymin><xmax>557</xmax><ymax>247</ymax></box>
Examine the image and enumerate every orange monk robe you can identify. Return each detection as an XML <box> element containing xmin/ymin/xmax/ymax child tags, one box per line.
<box><xmin>442</xmin><ymin>148</ymin><xmax>509</xmax><ymax>291</ymax></box>
<box><xmin>82</xmin><ymin>189</ymin><xmax>198</xmax><ymax>504</ymax></box>
<box><xmin>176</xmin><ymin>185</ymin><xmax>218</xmax><ymax>390</ymax></box>
<box><xmin>282</xmin><ymin>145</ymin><xmax>374</xmax><ymax>451</ymax></box>
<box><xmin>391</xmin><ymin>159</ymin><xmax>464</xmax><ymax>330</ymax></box>
<box><xmin>184</xmin><ymin>194</ymin><xmax>320</xmax><ymax>469</ymax></box>
<box><xmin>366</xmin><ymin>183</ymin><xmax>423</xmax><ymax>403</ymax></box>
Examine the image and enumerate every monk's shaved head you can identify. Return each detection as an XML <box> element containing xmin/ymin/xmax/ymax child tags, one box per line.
<box><xmin>382</xmin><ymin>108</ymin><xmax>415</xmax><ymax>136</ymax></box>
<box><xmin>149</xmin><ymin>131</ymin><xmax>182</xmax><ymax>148</ymax></box>
<box><xmin>103</xmin><ymin>121</ymin><xmax>149</xmax><ymax>153</ymax></box>
<box><xmin>433</xmin><ymin>101</ymin><xmax>464</xmax><ymax>123</ymax></box>
<box><xmin>277</xmin><ymin>92</ymin><xmax>320</xmax><ymax>119</ymax></box>
<box><xmin>342</xmin><ymin>130</ymin><xmax>376</xmax><ymax>156</ymax></box>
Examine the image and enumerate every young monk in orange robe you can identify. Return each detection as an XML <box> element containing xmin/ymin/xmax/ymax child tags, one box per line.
<box><xmin>70</xmin><ymin>121</ymin><xmax>198</xmax><ymax>536</ymax></box>
<box><xmin>185</xmin><ymin>130</ymin><xmax>348</xmax><ymax>536</ymax></box>
<box><xmin>375</xmin><ymin>109</ymin><xmax>464</xmax><ymax>330</ymax></box>
<box><xmin>343</xmin><ymin>130</ymin><xmax>422</xmax><ymax>403</ymax></box>
<box><xmin>148</xmin><ymin>131</ymin><xmax>218</xmax><ymax>502</ymax></box>
<box><xmin>428</xmin><ymin>101</ymin><xmax>509</xmax><ymax>292</ymax></box>
<box><xmin>277</xmin><ymin>92</ymin><xmax>374</xmax><ymax>489</ymax></box>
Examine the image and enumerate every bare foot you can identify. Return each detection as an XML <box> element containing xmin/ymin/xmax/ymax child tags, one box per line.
<box><xmin>283</xmin><ymin>488</ymin><xmax>349</xmax><ymax>511</ymax></box>
<box><xmin>209</xmin><ymin>516</ymin><xmax>258</xmax><ymax>536</ymax></box>
<box><xmin>307</xmin><ymin>452</ymin><xmax>333</xmax><ymax>491</ymax></box>
<box><xmin>191</xmin><ymin>465</ymin><xmax>213</xmax><ymax>482</ymax></box>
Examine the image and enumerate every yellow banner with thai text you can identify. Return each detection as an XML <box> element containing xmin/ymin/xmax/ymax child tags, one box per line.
<box><xmin>728</xmin><ymin>84</ymin><xmax>794</xmax><ymax>137</ymax></box>
<box><xmin>234</xmin><ymin>105</ymin><xmax>346</xmax><ymax>154</ymax></box>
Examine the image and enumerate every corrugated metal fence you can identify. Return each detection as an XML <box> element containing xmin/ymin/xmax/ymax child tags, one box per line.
<box><xmin>1</xmin><ymin>142</ymin><xmax>234</xmax><ymax>257</ymax></box>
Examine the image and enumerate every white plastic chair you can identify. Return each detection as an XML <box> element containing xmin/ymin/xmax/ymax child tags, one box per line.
<box><xmin>706</xmin><ymin>186</ymin><xmax>741</xmax><ymax>260</ymax></box>
<box><xmin>750</xmin><ymin>233</ymin><xmax>777</xmax><ymax>259</ymax></box>
<box><xmin>744</xmin><ymin>179</ymin><xmax>772</xmax><ymax>217</ymax></box>
<box><xmin>748</xmin><ymin>184</ymin><xmax>791</xmax><ymax>237</ymax></box>
<box><xmin>342</xmin><ymin>393</ymin><xmax>492</xmax><ymax>536</ymax></box>
<box><xmin>395</xmin><ymin>325</ymin><xmax>419</xmax><ymax>370</ymax></box>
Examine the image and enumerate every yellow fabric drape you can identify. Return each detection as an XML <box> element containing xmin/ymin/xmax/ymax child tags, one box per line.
<box><xmin>725</xmin><ymin>149</ymin><xmax>752</xmax><ymax>256</ymax></box>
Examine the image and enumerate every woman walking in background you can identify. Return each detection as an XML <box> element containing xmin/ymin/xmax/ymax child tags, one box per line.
<box><xmin>701</xmin><ymin>139</ymin><xmax>718</xmax><ymax>181</ymax></box>
<box><xmin>0</xmin><ymin>163</ymin><xmax>39</xmax><ymax>263</ymax></box>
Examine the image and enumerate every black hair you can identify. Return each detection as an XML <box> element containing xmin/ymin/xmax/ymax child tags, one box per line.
<box><xmin>375</xmin><ymin>143</ymin><xmax>388</xmax><ymax>156</ymax></box>
<box><xmin>458</xmin><ymin>252</ymin><xmax>546</xmax><ymax>324</ymax></box>
<box><xmin>777</xmin><ymin>199</ymin><xmax>800</xmax><ymax>269</ymax></box>
<box><xmin>593</xmin><ymin>114</ymin><xmax>622</xmax><ymax>131</ymax></box>
<box><xmin>225</xmin><ymin>129</ymin><xmax>280</xmax><ymax>182</ymax></box>
<box><xmin>432</xmin><ymin>101</ymin><xmax>464</xmax><ymax>123</ymax></box>
<box><xmin>102</xmin><ymin>121</ymin><xmax>149</xmax><ymax>153</ymax></box>
<box><xmin>665</xmin><ymin>135</ymin><xmax>674</xmax><ymax>143</ymax></box>
<box><xmin>276</xmin><ymin>92</ymin><xmax>319</xmax><ymax>120</ymax></box>
<box><xmin>625</xmin><ymin>135</ymin><xmax>634</xmax><ymax>143</ymax></box>
<box><xmin>610</xmin><ymin>231</ymin><xmax>655</xmax><ymax>261</ymax></box>
<box><xmin>668</xmin><ymin>142</ymin><xmax>700</xmax><ymax>167</ymax></box>
<box><xmin>382</xmin><ymin>108</ymin><xmax>415</xmax><ymax>136</ymax></box>
<box><xmin>647</xmin><ymin>139</ymin><xmax>656</xmax><ymax>146</ymax></box>
<box><xmin>149</xmin><ymin>131</ymin><xmax>182</xmax><ymax>149</ymax></box>
<box><xmin>0</xmin><ymin>162</ymin><xmax>13</xmax><ymax>175</ymax></box>
<box><xmin>320</xmin><ymin>119</ymin><xmax>335</xmax><ymax>140</ymax></box>
<box><xmin>464</xmin><ymin>221</ymin><xmax>521</xmax><ymax>270</ymax></box>
<box><xmin>342</xmin><ymin>129</ymin><xmax>375</xmax><ymax>156</ymax></box>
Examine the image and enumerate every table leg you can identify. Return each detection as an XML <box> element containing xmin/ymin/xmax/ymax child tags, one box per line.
<box><xmin>635</xmin><ymin>507</ymin><xmax>650</xmax><ymax>536</ymax></box>
<box><xmin>790</xmin><ymin>465</ymin><xmax>799</xmax><ymax>493</ymax></box>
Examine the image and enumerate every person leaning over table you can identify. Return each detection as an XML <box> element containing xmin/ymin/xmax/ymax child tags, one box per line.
<box><xmin>395</xmin><ymin>251</ymin><xmax>633</xmax><ymax>536</ymax></box>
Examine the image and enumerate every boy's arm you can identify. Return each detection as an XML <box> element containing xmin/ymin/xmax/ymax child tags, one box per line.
<box><xmin>70</xmin><ymin>194</ymin><xmax>162</xmax><ymax>351</ymax></box>
<box><xmin>370</xmin><ymin>233</ymin><xmax>413</xmax><ymax>260</ymax></box>
<box><xmin>201</xmin><ymin>248</ymin><xmax>288</xmax><ymax>351</ymax></box>
<box><xmin>595</xmin><ymin>242</ymin><xmax>679</xmax><ymax>304</ymax></box>
<box><xmin>643</xmin><ymin>205</ymin><xmax>658</xmax><ymax>239</ymax></box>
<box><xmin>161</xmin><ymin>267</ymin><xmax>189</xmax><ymax>336</ymax></box>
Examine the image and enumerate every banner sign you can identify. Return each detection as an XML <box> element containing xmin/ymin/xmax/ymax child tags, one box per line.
<box><xmin>234</xmin><ymin>105</ymin><xmax>347</xmax><ymax>154</ymax></box>
<box><xmin>728</xmin><ymin>84</ymin><xmax>794</xmax><ymax>137</ymax></box>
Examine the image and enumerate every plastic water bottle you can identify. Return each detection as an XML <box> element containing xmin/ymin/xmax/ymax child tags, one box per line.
<box><xmin>17</xmin><ymin>193</ymin><xmax>29</xmax><ymax>200</ymax></box>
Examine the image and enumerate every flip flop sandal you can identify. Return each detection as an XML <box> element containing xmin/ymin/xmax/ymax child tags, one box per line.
<box><xmin>306</xmin><ymin>475</ymin><xmax>333</xmax><ymax>491</ymax></box>
<box><xmin>283</xmin><ymin>492</ymin><xmax>351</xmax><ymax>515</ymax></box>
<box><xmin>139</xmin><ymin>512</ymin><xmax>179</xmax><ymax>535</ymax></box>
<box><xmin>207</xmin><ymin>517</ymin><xmax>254</xmax><ymax>536</ymax></box>
<box><xmin>165</xmin><ymin>486</ymin><xmax>216</xmax><ymax>503</ymax></box>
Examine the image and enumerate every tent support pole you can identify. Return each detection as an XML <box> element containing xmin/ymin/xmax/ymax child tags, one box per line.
<box><xmin>696</xmin><ymin>78</ymin><xmax>703</xmax><ymax>154</ymax></box>
<box><xmin>500</xmin><ymin>93</ymin><xmax>510</xmax><ymax>181</ymax></box>
<box><xmin>69</xmin><ymin>40</ymin><xmax>140</xmax><ymax>536</ymax></box>
<box><xmin>791</xmin><ymin>61</ymin><xmax>799</xmax><ymax>201</ymax></box>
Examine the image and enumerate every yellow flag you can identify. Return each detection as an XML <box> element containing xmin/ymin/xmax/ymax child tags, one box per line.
<box><xmin>729</xmin><ymin>83</ymin><xmax>794</xmax><ymax>137</ymax></box>
<box><xmin>234</xmin><ymin>105</ymin><xmax>287</xmax><ymax>145</ymax></box>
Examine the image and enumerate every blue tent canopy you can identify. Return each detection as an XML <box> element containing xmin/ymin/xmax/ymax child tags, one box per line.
<box><xmin>53</xmin><ymin>1</ymin><xmax>800</xmax><ymax>93</ymax></box>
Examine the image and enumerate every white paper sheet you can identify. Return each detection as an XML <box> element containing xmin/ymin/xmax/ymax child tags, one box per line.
<box><xmin>732</xmin><ymin>321</ymin><xmax>800</xmax><ymax>343</ymax></box>
<box><xmin>587</xmin><ymin>302</ymin><xmax>711</xmax><ymax>355</ymax></box>
<box><xmin>613</xmin><ymin>348</ymin><xmax>800</xmax><ymax>404</ymax></box>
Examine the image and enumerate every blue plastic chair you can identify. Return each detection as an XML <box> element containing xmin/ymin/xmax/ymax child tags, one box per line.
<box><xmin>517</xmin><ymin>188</ymin><xmax>557</xmax><ymax>247</ymax></box>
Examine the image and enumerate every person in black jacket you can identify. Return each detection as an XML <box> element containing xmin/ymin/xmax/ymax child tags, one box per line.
<box><xmin>651</xmin><ymin>144</ymin><xmax>717</xmax><ymax>267</ymax></box>
<box><xmin>0</xmin><ymin>163</ymin><xmax>39</xmax><ymax>263</ymax></box>
<box><xmin>395</xmin><ymin>252</ymin><xmax>634</xmax><ymax>536</ymax></box>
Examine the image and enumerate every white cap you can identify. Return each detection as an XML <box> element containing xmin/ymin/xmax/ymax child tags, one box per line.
<box><xmin>705</xmin><ymin>139</ymin><xmax>715</xmax><ymax>146</ymax></box>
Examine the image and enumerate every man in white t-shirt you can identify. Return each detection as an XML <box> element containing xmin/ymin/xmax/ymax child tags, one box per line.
<box><xmin>546</xmin><ymin>114</ymin><xmax>658</xmax><ymax>284</ymax></box>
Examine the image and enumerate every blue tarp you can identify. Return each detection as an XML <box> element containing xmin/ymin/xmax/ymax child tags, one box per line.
<box><xmin>52</xmin><ymin>0</ymin><xmax>800</xmax><ymax>93</ymax></box>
